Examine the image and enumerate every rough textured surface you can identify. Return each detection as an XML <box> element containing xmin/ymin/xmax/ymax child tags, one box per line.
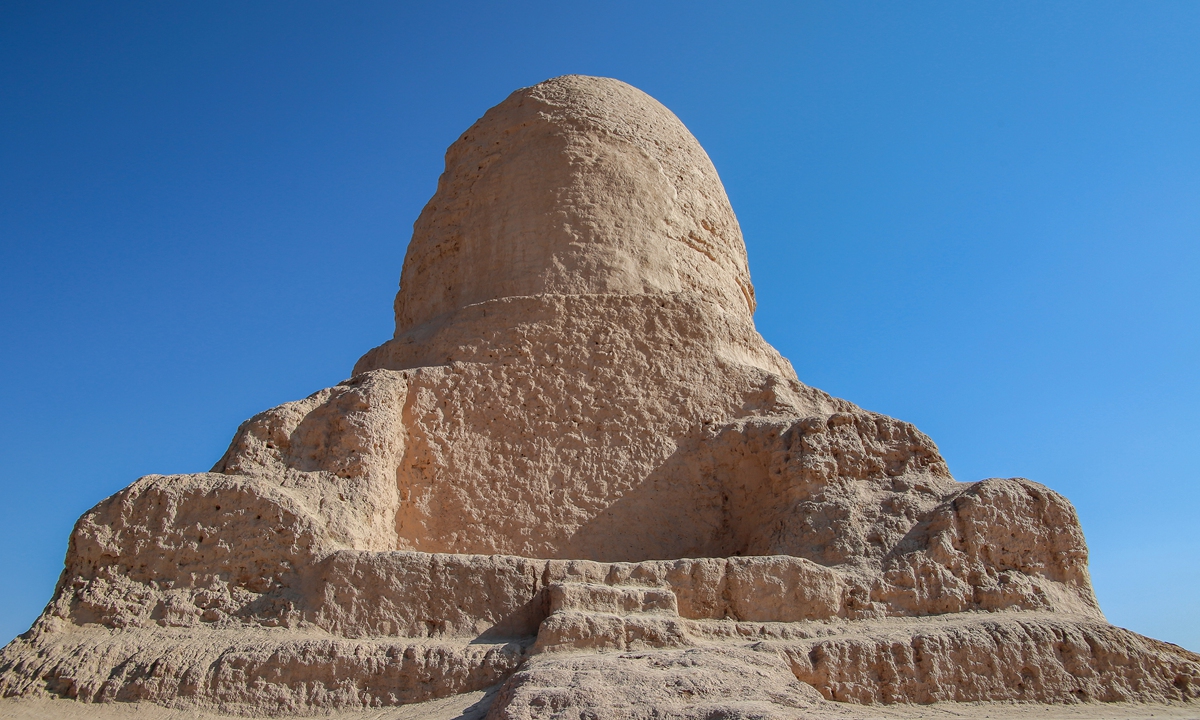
<box><xmin>780</xmin><ymin>614</ymin><xmax>1200</xmax><ymax>705</ymax></box>
<box><xmin>1</xmin><ymin>75</ymin><xmax>1196</xmax><ymax>716</ymax></box>
<box><xmin>493</xmin><ymin>619</ymin><xmax>1200</xmax><ymax>719</ymax></box>
<box><xmin>5</xmin><ymin>694</ymin><xmax>1199</xmax><ymax>720</ymax></box>
<box><xmin>391</xmin><ymin>74</ymin><xmax>757</xmax><ymax>332</ymax></box>
<box><xmin>0</xmin><ymin>627</ymin><xmax>524</xmax><ymax>714</ymax></box>
<box><xmin>488</xmin><ymin>647</ymin><xmax>823</xmax><ymax>720</ymax></box>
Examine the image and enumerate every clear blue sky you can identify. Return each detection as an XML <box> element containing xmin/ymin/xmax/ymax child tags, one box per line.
<box><xmin>2</xmin><ymin>2</ymin><xmax>1197</xmax><ymax>651</ymax></box>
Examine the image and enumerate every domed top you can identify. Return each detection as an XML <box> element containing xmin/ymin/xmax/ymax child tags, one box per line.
<box><xmin>393</xmin><ymin>75</ymin><xmax>757</xmax><ymax>333</ymax></box>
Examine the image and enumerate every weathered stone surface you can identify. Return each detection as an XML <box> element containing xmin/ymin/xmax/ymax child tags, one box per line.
<box><xmin>1</xmin><ymin>75</ymin><xmax>1194</xmax><ymax>716</ymax></box>
<box><xmin>780</xmin><ymin>614</ymin><xmax>1200</xmax><ymax>704</ymax></box>
<box><xmin>487</xmin><ymin>646</ymin><xmax>823</xmax><ymax>720</ymax></box>
<box><xmin>0</xmin><ymin>627</ymin><xmax>525</xmax><ymax>714</ymax></box>
<box><xmin>391</xmin><ymin>74</ymin><xmax>757</xmax><ymax>333</ymax></box>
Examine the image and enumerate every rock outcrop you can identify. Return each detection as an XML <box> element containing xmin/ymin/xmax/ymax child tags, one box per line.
<box><xmin>1</xmin><ymin>75</ymin><xmax>1196</xmax><ymax>717</ymax></box>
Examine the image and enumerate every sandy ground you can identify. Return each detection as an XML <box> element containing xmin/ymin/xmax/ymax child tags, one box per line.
<box><xmin>1</xmin><ymin>690</ymin><xmax>1197</xmax><ymax>720</ymax></box>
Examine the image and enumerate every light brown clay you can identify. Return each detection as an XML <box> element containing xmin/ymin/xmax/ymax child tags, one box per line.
<box><xmin>1</xmin><ymin>75</ymin><xmax>1195</xmax><ymax>717</ymax></box>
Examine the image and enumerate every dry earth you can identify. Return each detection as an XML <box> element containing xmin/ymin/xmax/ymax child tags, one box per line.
<box><xmin>1</xmin><ymin>75</ymin><xmax>1196</xmax><ymax>717</ymax></box>
<box><xmin>2</xmin><ymin>692</ymin><xmax>1198</xmax><ymax>720</ymax></box>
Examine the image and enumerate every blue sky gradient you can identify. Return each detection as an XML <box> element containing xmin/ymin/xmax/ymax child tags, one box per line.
<box><xmin>1</xmin><ymin>1</ymin><xmax>1197</xmax><ymax>650</ymax></box>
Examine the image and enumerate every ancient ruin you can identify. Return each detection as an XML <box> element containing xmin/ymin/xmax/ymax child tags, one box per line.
<box><xmin>1</xmin><ymin>75</ymin><xmax>1196</xmax><ymax>718</ymax></box>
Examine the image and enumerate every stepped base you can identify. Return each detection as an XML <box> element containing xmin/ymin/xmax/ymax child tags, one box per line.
<box><xmin>3</xmin><ymin>607</ymin><xmax>1196</xmax><ymax>715</ymax></box>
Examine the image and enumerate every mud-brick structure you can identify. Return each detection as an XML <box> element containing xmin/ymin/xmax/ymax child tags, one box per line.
<box><xmin>2</xmin><ymin>76</ymin><xmax>1196</xmax><ymax>718</ymax></box>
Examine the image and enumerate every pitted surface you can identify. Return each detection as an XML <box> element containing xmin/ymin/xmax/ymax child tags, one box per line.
<box><xmin>393</xmin><ymin>75</ymin><xmax>756</xmax><ymax>333</ymax></box>
<box><xmin>0</xmin><ymin>75</ymin><xmax>1192</xmax><ymax>715</ymax></box>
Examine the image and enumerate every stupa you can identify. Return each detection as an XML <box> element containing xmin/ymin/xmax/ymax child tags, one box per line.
<box><xmin>1</xmin><ymin>75</ymin><xmax>1196</xmax><ymax>718</ymax></box>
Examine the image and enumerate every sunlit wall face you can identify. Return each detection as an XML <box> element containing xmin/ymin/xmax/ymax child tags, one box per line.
<box><xmin>0</xmin><ymin>1</ymin><xmax>1196</xmax><ymax>652</ymax></box>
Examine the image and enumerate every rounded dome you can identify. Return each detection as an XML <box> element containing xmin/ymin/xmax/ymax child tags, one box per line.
<box><xmin>393</xmin><ymin>75</ymin><xmax>757</xmax><ymax>332</ymax></box>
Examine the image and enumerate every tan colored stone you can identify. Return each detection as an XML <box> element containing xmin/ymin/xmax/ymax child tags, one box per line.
<box><xmin>1</xmin><ymin>75</ymin><xmax>1194</xmax><ymax>716</ymax></box>
<box><xmin>488</xmin><ymin>646</ymin><xmax>823</xmax><ymax>720</ymax></box>
<box><xmin>392</xmin><ymin>74</ymin><xmax>757</xmax><ymax>333</ymax></box>
<box><xmin>780</xmin><ymin>613</ymin><xmax>1200</xmax><ymax>704</ymax></box>
<box><xmin>0</xmin><ymin>627</ymin><xmax>524</xmax><ymax>713</ymax></box>
<box><xmin>546</xmin><ymin>583</ymin><xmax>678</xmax><ymax>617</ymax></box>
